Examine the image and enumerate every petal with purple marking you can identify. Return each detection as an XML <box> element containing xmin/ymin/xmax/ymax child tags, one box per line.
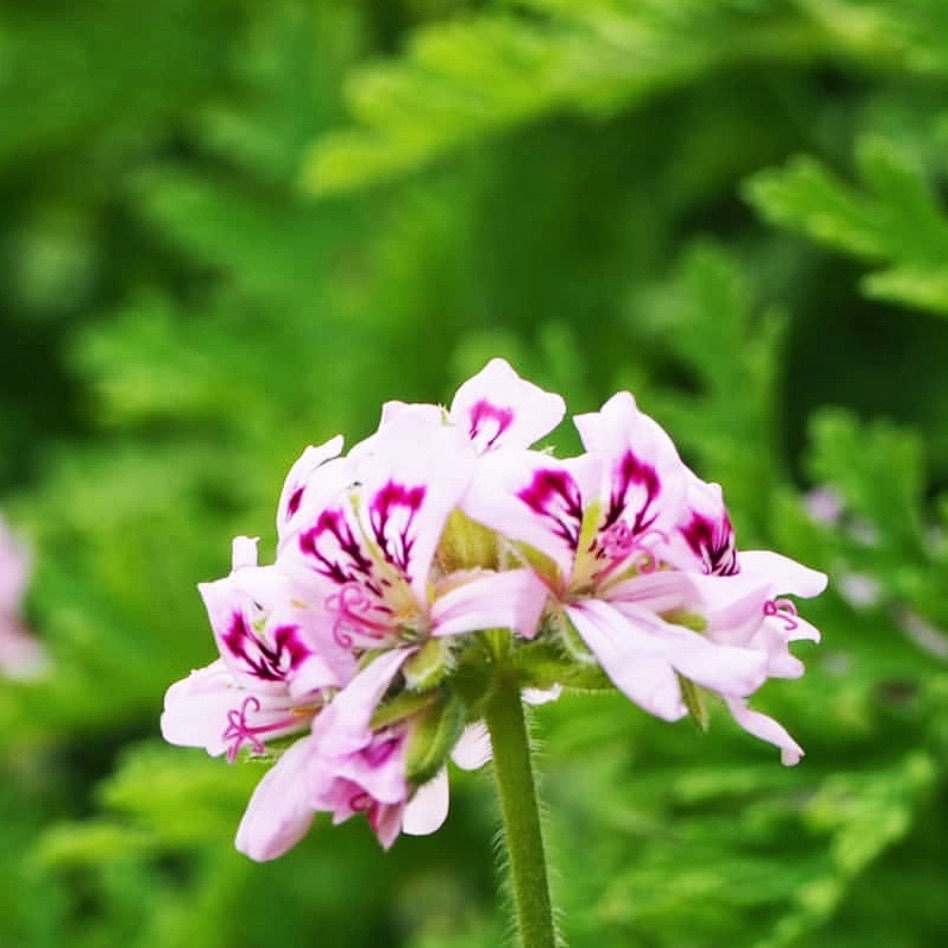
<box><xmin>450</xmin><ymin>358</ymin><xmax>566</xmax><ymax>453</ymax></box>
<box><xmin>276</xmin><ymin>436</ymin><xmax>347</xmax><ymax>542</ymax></box>
<box><xmin>464</xmin><ymin>451</ymin><xmax>601</xmax><ymax>580</ymax></box>
<box><xmin>353</xmin><ymin>419</ymin><xmax>476</xmax><ymax>601</ymax></box>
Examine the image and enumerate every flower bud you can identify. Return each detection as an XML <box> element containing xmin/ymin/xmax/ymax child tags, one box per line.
<box><xmin>437</xmin><ymin>510</ymin><xmax>499</xmax><ymax>571</ymax></box>
<box><xmin>403</xmin><ymin>637</ymin><xmax>453</xmax><ymax>692</ymax></box>
<box><xmin>405</xmin><ymin>697</ymin><xmax>465</xmax><ymax>786</ymax></box>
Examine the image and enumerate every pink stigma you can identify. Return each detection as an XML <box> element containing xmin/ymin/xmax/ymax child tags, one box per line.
<box><xmin>325</xmin><ymin>582</ymin><xmax>390</xmax><ymax>648</ymax></box>
<box><xmin>763</xmin><ymin>598</ymin><xmax>799</xmax><ymax>631</ymax></box>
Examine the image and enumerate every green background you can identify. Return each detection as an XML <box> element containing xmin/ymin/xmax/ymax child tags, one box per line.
<box><xmin>2</xmin><ymin>1</ymin><xmax>947</xmax><ymax>945</ymax></box>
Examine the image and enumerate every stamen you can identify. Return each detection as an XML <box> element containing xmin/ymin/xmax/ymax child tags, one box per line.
<box><xmin>221</xmin><ymin>695</ymin><xmax>300</xmax><ymax>763</ymax></box>
<box><xmin>222</xmin><ymin>696</ymin><xmax>266</xmax><ymax>762</ymax></box>
<box><xmin>600</xmin><ymin>524</ymin><xmax>668</xmax><ymax>574</ymax></box>
<box><xmin>349</xmin><ymin>790</ymin><xmax>372</xmax><ymax>813</ymax></box>
<box><xmin>763</xmin><ymin>597</ymin><xmax>799</xmax><ymax>631</ymax></box>
<box><xmin>325</xmin><ymin>582</ymin><xmax>389</xmax><ymax>648</ymax></box>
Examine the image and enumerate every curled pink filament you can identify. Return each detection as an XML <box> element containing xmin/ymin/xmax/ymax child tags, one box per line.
<box><xmin>222</xmin><ymin>695</ymin><xmax>297</xmax><ymax>763</ymax></box>
<box><xmin>348</xmin><ymin>790</ymin><xmax>372</xmax><ymax>814</ymax></box>
<box><xmin>325</xmin><ymin>582</ymin><xmax>389</xmax><ymax>648</ymax></box>
<box><xmin>763</xmin><ymin>597</ymin><xmax>799</xmax><ymax>631</ymax></box>
<box><xmin>601</xmin><ymin>524</ymin><xmax>668</xmax><ymax>575</ymax></box>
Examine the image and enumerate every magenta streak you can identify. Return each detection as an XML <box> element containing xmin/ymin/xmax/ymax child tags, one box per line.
<box><xmin>286</xmin><ymin>486</ymin><xmax>305</xmax><ymax>519</ymax></box>
<box><xmin>369</xmin><ymin>481</ymin><xmax>425</xmax><ymax>575</ymax></box>
<box><xmin>680</xmin><ymin>511</ymin><xmax>739</xmax><ymax>576</ymax></box>
<box><xmin>364</xmin><ymin>734</ymin><xmax>402</xmax><ymax>768</ymax></box>
<box><xmin>221</xmin><ymin>696</ymin><xmax>300</xmax><ymax>763</ymax></box>
<box><xmin>468</xmin><ymin>400</ymin><xmax>514</xmax><ymax>450</ymax></box>
<box><xmin>518</xmin><ymin>469</ymin><xmax>584</xmax><ymax>550</ymax></box>
<box><xmin>300</xmin><ymin>508</ymin><xmax>374</xmax><ymax>585</ymax></box>
<box><xmin>763</xmin><ymin>598</ymin><xmax>799</xmax><ymax>632</ymax></box>
<box><xmin>220</xmin><ymin>613</ymin><xmax>308</xmax><ymax>683</ymax></box>
<box><xmin>324</xmin><ymin>582</ymin><xmax>392</xmax><ymax>648</ymax></box>
<box><xmin>604</xmin><ymin>451</ymin><xmax>660</xmax><ymax>535</ymax></box>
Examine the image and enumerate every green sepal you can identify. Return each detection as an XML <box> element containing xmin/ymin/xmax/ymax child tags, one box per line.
<box><xmin>449</xmin><ymin>638</ymin><xmax>495</xmax><ymax>710</ymax></box>
<box><xmin>679</xmin><ymin>675</ymin><xmax>710</xmax><ymax>732</ymax></box>
<box><xmin>437</xmin><ymin>509</ymin><xmax>499</xmax><ymax>570</ymax></box>
<box><xmin>550</xmin><ymin>608</ymin><xmax>595</xmax><ymax>667</ymax></box>
<box><xmin>511</xmin><ymin>541</ymin><xmax>560</xmax><ymax>587</ymax></box>
<box><xmin>662</xmin><ymin>609</ymin><xmax>708</xmax><ymax>633</ymax></box>
<box><xmin>512</xmin><ymin>641</ymin><xmax>614</xmax><ymax>692</ymax></box>
<box><xmin>371</xmin><ymin>688</ymin><xmax>440</xmax><ymax>731</ymax></box>
<box><xmin>403</xmin><ymin>637</ymin><xmax>453</xmax><ymax>692</ymax></box>
<box><xmin>405</xmin><ymin>696</ymin><xmax>466</xmax><ymax>786</ymax></box>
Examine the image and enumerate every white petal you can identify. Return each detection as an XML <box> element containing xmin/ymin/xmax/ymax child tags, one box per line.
<box><xmin>231</xmin><ymin>536</ymin><xmax>259</xmax><ymax>570</ymax></box>
<box><xmin>402</xmin><ymin>768</ymin><xmax>450</xmax><ymax>836</ymax></box>
<box><xmin>451</xmin><ymin>722</ymin><xmax>492</xmax><ymax>770</ymax></box>
<box><xmin>235</xmin><ymin>737</ymin><xmax>318</xmax><ymax>861</ymax></box>
<box><xmin>738</xmin><ymin>551</ymin><xmax>828</xmax><ymax>598</ymax></box>
<box><xmin>450</xmin><ymin>358</ymin><xmax>566</xmax><ymax>453</ymax></box>
<box><xmin>723</xmin><ymin>696</ymin><xmax>804</xmax><ymax>765</ymax></box>
<box><xmin>431</xmin><ymin>568</ymin><xmax>548</xmax><ymax>640</ymax></box>
<box><xmin>523</xmin><ymin>685</ymin><xmax>563</xmax><ymax>706</ymax></box>
<box><xmin>566</xmin><ymin>601</ymin><xmax>686</xmax><ymax>721</ymax></box>
<box><xmin>315</xmin><ymin>648</ymin><xmax>414</xmax><ymax>757</ymax></box>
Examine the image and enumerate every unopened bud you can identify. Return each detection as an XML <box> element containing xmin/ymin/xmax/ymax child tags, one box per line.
<box><xmin>437</xmin><ymin>510</ymin><xmax>499</xmax><ymax>571</ymax></box>
<box><xmin>403</xmin><ymin>637</ymin><xmax>453</xmax><ymax>692</ymax></box>
<box><xmin>405</xmin><ymin>697</ymin><xmax>465</xmax><ymax>786</ymax></box>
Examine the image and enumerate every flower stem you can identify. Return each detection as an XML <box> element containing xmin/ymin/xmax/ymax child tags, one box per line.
<box><xmin>484</xmin><ymin>675</ymin><xmax>557</xmax><ymax>948</ymax></box>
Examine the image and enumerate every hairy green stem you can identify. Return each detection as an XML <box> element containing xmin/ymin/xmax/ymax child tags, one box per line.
<box><xmin>484</xmin><ymin>675</ymin><xmax>557</xmax><ymax>948</ymax></box>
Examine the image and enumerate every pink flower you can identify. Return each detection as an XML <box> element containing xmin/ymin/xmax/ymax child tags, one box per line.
<box><xmin>235</xmin><ymin>651</ymin><xmax>450</xmax><ymax>860</ymax></box>
<box><xmin>278</xmin><ymin>412</ymin><xmax>548</xmax><ymax>656</ymax></box>
<box><xmin>378</xmin><ymin>358</ymin><xmax>566</xmax><ymax>455</ymax></box>
<box><xmin>464</xmin><ymin>392</ymin><xmax>825</xmax><ymax>760</ymax></box>
<box><xmin>0</xmin><ymin>515</ymin><xmax>46</xmax><ymax>680</ymax></box>
<box><xmin>161</xmin><ymin>537</ymin><xmax>348</xmax><ymax>761</ymax></box>
<box><xmin>162</xmin><ymin>361</ymin><xmax>829</xmax><ymax>864</ymax></box>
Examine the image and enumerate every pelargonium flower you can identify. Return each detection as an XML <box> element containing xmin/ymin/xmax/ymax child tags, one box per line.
<box><xmin>463</xmin><ymin>390</ymin><xmax>825</xmax><ymax>758</ymax></box>
<box><xmin>0</xmin><ymin>514</ymin><xmax>46</xmax><ymax>680</ymax></box>
<box><xmin>161</xmin><ymin>358</ymin><xmax>826</xmax><ymax>863</ymax></box>
<box><xmin>161</xmin><ymin>536</ymin><xmax>349</xmax><ymax>762</ymax></box>
<box><xmin>276</xmin><ymin>408</ymin><xmax>548</xmax><ymax>696</ymax></box>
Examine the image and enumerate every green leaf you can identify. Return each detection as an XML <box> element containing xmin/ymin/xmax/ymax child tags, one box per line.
<box><xmin>746</xmin><ymin>136</ymin><xmax>948</xmax><ymax>316</ymax></box>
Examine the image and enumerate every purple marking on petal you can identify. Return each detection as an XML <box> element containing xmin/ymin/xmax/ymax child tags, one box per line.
<box><xmin>681</xmin><ymin>511</ymin><xmax>739</xmax><ymax>576</ymax></box>
<box><xmin>517</xmin><ymin>469</ymin><xmax>584</xmax><ymax>551</ymax></box>
<box><xmin>221</xmin><ymin>614</ymin><xmax>310</xmax><ymax>683</ymax></box>
<box><xmin>468</xmin><ymin>399</ymin><xmax>515</xmax><ymax>451</ymax></box>
<box><xmin>299</xmin><ymin>507</ymin><xmax>375</xmax><ymax>586</ymax></box>
<box><xmin>287</xmin><ymin>486</ymin><xmax>305</xmax><ymax>519</ymax></box>
<box><xmin>604</xmin><ymin>451</ymin><xmax>660</xmax><ymax>534</ymax></box>
<box><xmin>369</xmin><ymin>481</ymin><xmax>426</xmax><ymax>576</ymax></box>
<box><xmin>364</xmin><ymin>733</ymin><xmax>402</xmax><ymax>768</ymax></box>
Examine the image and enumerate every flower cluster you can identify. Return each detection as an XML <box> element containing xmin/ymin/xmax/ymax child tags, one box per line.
<box><xmin>0</xmin><ymin>514</ymin><xmax>46</xmax><ymax>680</ymax></box>
<box><xmin>161</xmin><ymin>360</ymin><xmax>826</xmax><ymax>861</ymax></box>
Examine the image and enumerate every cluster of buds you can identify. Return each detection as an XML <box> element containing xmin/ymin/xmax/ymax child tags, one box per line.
<box><xmin>161</xmin><ymin>360</ymin><xmax>825</xmax><ymax>861</ymax></box>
